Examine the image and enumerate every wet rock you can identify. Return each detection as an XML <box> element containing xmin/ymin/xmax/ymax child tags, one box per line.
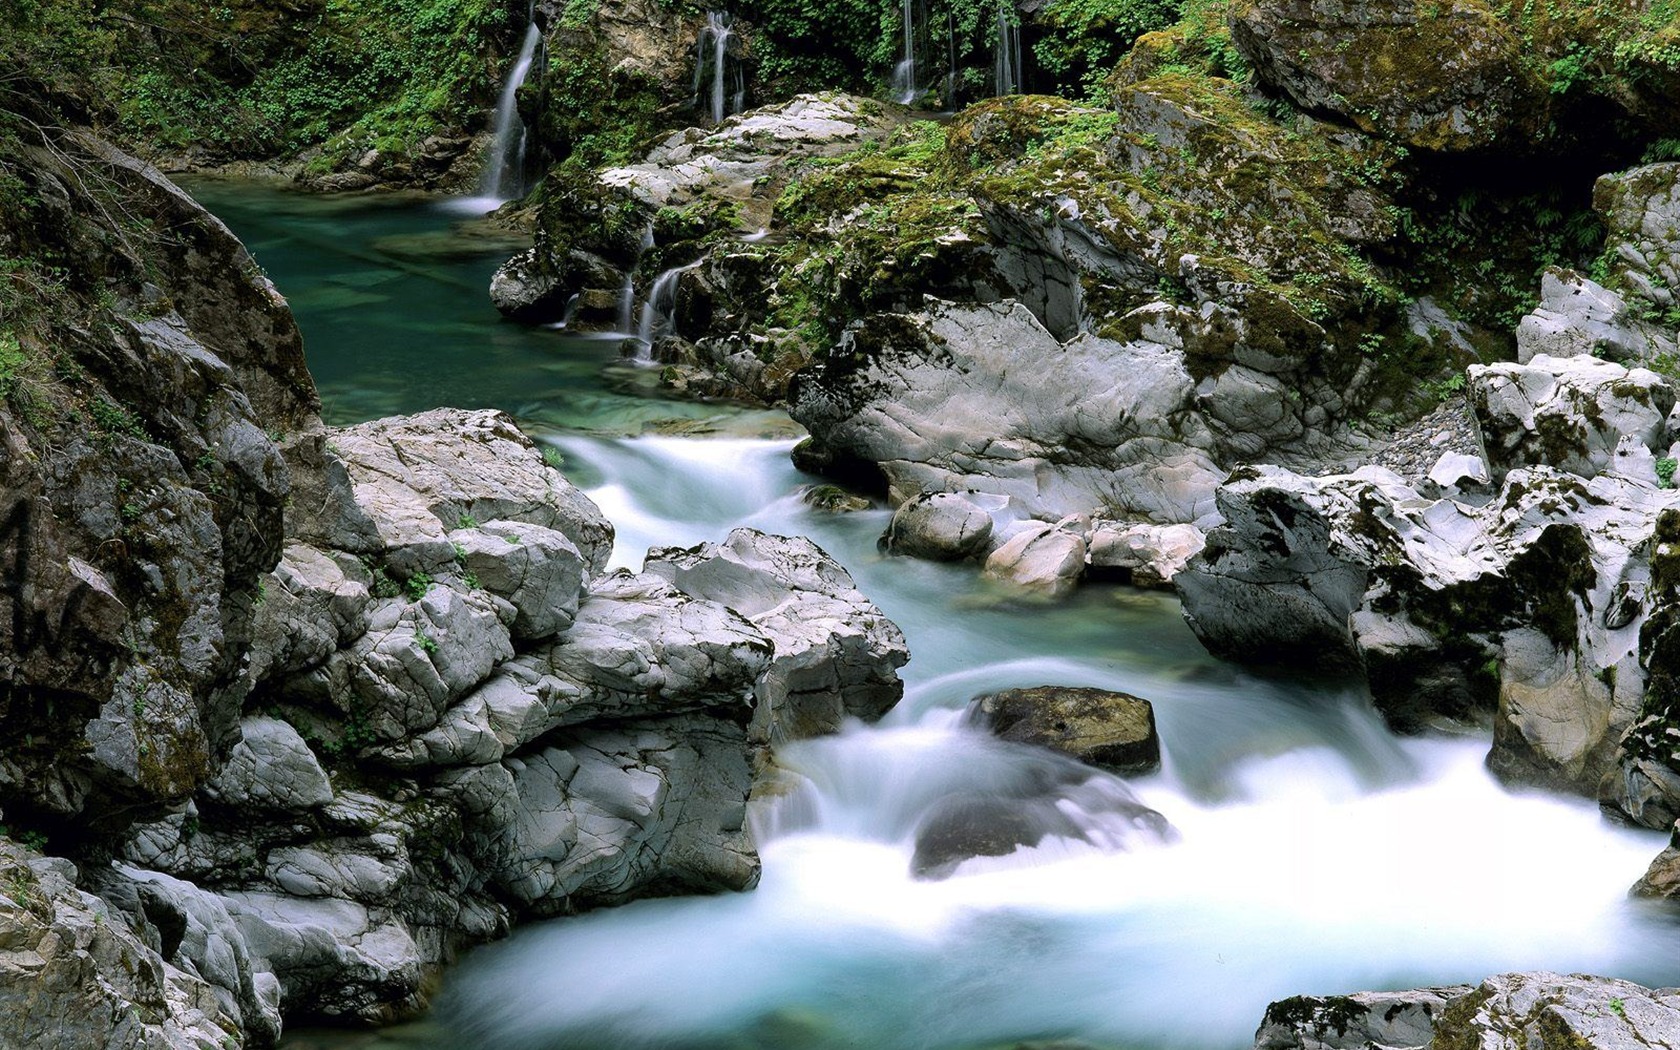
<box><xmin>881</xmin><ymin>492</ymin><xmax>994</xmax><ymax>561</ymax></box>
<box><xmin>909</xmin><ymin>752</ymin><xmax>1172</xmax><ymax>880</ymax></box>
<box><xmin>1179</xmin><ymin>463</ymin><xmax>1676</xmax><ymax>790</ymax></box>
<box><xmin>646</xmin><ymin>528</ymin><xmax>910</xmax><ymax>741</ymax></box>
<box><xmin>801</xmin><ymin>485</ymin><xmax>872</xmax><ymax>513</ymax></box>
<box><xmin>490</xmin><ymin>246</ymin><xmax>573</xmax><ymax>323</ymax></box>
<box><xmin>969</xmin><ymin>686</ymin><xmax>1161</xmax><ymax>775</ymax></box>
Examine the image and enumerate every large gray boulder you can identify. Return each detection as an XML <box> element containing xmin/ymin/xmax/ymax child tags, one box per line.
<box><xmin>792</xmin><ymin>299</ymin><xmax>1248</xmax><ymax>527</ymax></box>
<box><xmin>1516</xmin><ymin>268</ymin><xmax>1677</xmax><ymax>366</ymax></box>
<box><xmin>881</xmin><ymin>491</ymin><xmax>994</xmax><ymax>561</ymax></box>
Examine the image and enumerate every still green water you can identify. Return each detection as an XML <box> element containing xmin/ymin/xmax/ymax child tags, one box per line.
<box><xmin>182</xmin><ymin>180</ymin><xmax>793</xmax><ymax>438</ymax></box>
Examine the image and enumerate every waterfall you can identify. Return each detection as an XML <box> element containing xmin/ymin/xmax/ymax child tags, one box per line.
<box><xmin>994</xmin><ymin>4</ymin><xmax>1021</xmax><ymax>96</ymax></box>
<box><xmin>636</xmin><ymin>262</ymin><xmax>701</xmax><ymax>351</ymax></box>
<box><xmin>892</xmin><ymin>0</ymin><xmax>918</xmax><ymax>104</ymax></box>
<box><xmin>693</xmin><ymin>12</ymin><xmax>745</xmax><ymax>124</ymax></box>
<box><xmin>480</xmin><ymin>21</ymin><xmax>543</xmax><ymax>201</ymax></box>
<box><xmin>616</xmin><ymin>224</ymin><xmax>656</xmax><ymax>341</ymax></box>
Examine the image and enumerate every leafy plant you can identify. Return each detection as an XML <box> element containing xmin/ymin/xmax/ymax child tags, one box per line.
<box><xmin>1657</xmin><ymin>456</ymin><xmax>1677</xmax><ymax>489</ymax></box>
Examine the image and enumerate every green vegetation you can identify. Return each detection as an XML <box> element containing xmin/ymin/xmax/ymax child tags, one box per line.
<box><xmin>2</xmin><ymin>0</ymin><xmax>512</xmax><ymax>165</ymax></box>
<box><xmin>1032</xmin><ymin>0</ymin><xmax>1184</xmax><ymax>98</ymax></box>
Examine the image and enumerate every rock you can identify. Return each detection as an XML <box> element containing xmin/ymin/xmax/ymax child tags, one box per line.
<box><xmin>1632</xmin><ymin>843</ymin><xmax>1680</xmax><ymax>899</ymax></box>
<box><xmin>1179</xmin><ymin>463</ymin><xmax>1676</xmax><ymax>788</ymax></box>
<box><xmin>645</xmin><ymin>528</ymin><xmax>910</xmax><ymax>742</ymax></box>
<box><xmin>598</xmin><ymin>93</ymin><xmax>898</xmax><ymax>215</ymax></box>
<box><xmin>201</xmin><ymin>716</ymin><xmax>333</xmax><ymax>812</ymax></box>
<box><xmin>490</xmin><ymin>246</ymin><xmax>572</xmax><ymax>323</ymax></box>
<box><xmin>984</xmin><ymin>523</ymin><xmax>1088</xmax><ymax>598</ymax></box>
<box><xmin>447</xmin><ymin>520</ymin><xmax>588</xmax><ymax>640</ymax></box>
<box><xmin>1469</xmin><ymin>353</ymin><xmax>1675</xmax><ymax>481</ymax></box>
<box><xmin>0</xmin><ymin>131</ymin><xmax>314</xmax><ymax>826</ymax></box>
<box><xmin>1086</xmin><ymin>521</ymin><xmax>1205</xmax><ymax>588</ymax></box>
<box><xmin>1434</xmin><ymin>972</ymin><xmax>1680</xmax><ymax>1048</ymax></box>
<box><xmin>969</xmin><ymin>686</ymin><xmax>1161</xmax><ymax>774</ymax></box>
<box><xmin>800</xmin><ymin>485</ymin><xmax>871</xmax><ymax>513</ymax></box>
<box><xmin>329</xmin><ymin>408</ymin><xmax>614</xmax><ymax>574</ymax></box>
<box><xmin>0</xmin><ymin>842</ymin><xmax>243</xmax><ymax>1050</ymax></box>
<box><xmin>467</xmin><ymin>714</ymin><xmax>760</xmax><ymax>912</ymax></box>
<box><xmin>1258</xmin><ymin>973</ymin><xmax>1680</xmax><ymax>1050</ymax></box>
<box><xmin>791</xmin><ymin>299</ymin><xmax>1229</xmax><ymax>526</ymax></box>
<box><xmin>1255</xmin><ymin>986</ymin><xmax>1469</xmax><ymax>1050</ymax></box>
<box><xmin>1427</xmin><ymin>451</ymin><xmax>1491</xmax><ymax>492</ymax></box>
<box><xmin>1230</xmin><ymin>0</ymin><xmax>1547</xmax><ymax>153</ymax></box>
<box><xmin>1516</xmin><ymin>268</ymin><xmax>1676</xmax><ymax>365</ymax></box>
<box><xmin>1595</xmin><ymin>163</ymin><xmax>1680</xmax><ymax>315</ymax></box>
<box><xmin>881</xmin><ymin>492</ymin><xmax>994</xmax><ymax>560</ymax></box>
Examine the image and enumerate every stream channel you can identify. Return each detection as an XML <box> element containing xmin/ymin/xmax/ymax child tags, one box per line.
<box><xmin>184</xmin><ymin>180</ymin><xmax>1680</xmax><ymax>1050</ymax></box>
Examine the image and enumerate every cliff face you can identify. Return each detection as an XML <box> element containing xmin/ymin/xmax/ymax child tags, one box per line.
<box><xmin>0</xmin><ymin>115</ymin><xmax>322</xmax><ymax>831</ymax></box>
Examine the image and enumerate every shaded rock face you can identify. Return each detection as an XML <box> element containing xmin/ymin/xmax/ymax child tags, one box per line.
<box><xmin>0</xmin><ymin>129</ymin><xmax>319</xmax><ymax>829</ymax></box>
<box><xmin>968</xmin><ymin>686</ymin><xmax>1161</xmax><ymax>775</ymax></box>
<box><xmin>1256</xmin><ymin>973</ymin><xmax>1680</xmax><ymax>1050</ymax></box>
<box><xmin>1230</xmin><ymin>0</ymin><xmax>1546</xmax><ymax>153</ymax></box>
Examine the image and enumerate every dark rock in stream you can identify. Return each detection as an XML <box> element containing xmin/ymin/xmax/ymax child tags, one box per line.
<box><xmin>968</xmin><ymin>686</ymin><xmax>1161</xmax><ymax>776</ymax></box>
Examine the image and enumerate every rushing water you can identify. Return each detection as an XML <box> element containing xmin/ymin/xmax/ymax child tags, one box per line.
<box><xmin>189</xmin><ymin>183</ymin><xmax>1680</xmax><ymax>1050</ymax></box>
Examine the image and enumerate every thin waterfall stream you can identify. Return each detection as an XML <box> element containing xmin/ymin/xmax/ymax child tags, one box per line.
<box><xmin>185</xmin><ymin>184</ymin><xmax>1680</xmax><ymax>1050</ymax></box>
<box><xmin>478</xmin><ymin>19</ymin><xmax>542</xmax><ymax>204</ymax></box>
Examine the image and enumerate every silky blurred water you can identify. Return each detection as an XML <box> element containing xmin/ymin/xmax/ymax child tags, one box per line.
<box><xmin>188</xmin><ymin>184</ymin><xmax>1680</xmax><ymax>1050</ymax></box>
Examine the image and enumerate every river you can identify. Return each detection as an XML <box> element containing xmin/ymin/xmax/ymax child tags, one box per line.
<box><xmin>184</xmin><ymin>180</ymin><xmax>1680</xmax><ymax>1050</ymax></box>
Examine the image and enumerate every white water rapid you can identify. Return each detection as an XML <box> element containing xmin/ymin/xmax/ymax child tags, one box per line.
<box><xmin>432</xmin><ymin>434</ymin><xmax>1680</xmax><ymax>1050</ymax></box>
<box><xmin>478</xmin><ymin>21</ymin><xmax>543</xmax><ymax>205</ymax></box>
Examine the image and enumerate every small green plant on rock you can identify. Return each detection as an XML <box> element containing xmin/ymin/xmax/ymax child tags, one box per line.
<box><xmin>404</xmin><ymin>571</ymin><xmax>433</xmax><ymax>602</ymax></box>
<box><xmin>1657</xmin><ymin>456</ymin><xmax>1677</xmax><ymax>489</ymax></box>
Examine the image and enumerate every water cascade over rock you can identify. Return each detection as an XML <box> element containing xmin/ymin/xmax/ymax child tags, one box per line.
<box><xmin>994</xmin><ymin>5</ymin><xmax>1021</xmax><ymax>95</ymax></box>
<box><xmin>693</xmin><ymin>11</ymin><xmax>745</xmax><ymax>124</ymax></box>
<box><xmin>892</xmin><ymin>0</ymin><xmax>919</xmax><ymax>103</ymax></box>
<box><xmin>480</xmin><ymin>17</ymin><xmax>544</xmax><ymax>202</ymax></box>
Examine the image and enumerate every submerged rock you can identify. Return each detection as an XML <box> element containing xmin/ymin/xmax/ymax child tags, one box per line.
<box><xmin>968</xmin><ymin>686</ymin><xmax>1161</xmax><ymax>775</ymax></box>
<box><xmin>909</xmin><ymin>750</ymin><xmax>1172</xmax><ymax>880</ymax></box>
